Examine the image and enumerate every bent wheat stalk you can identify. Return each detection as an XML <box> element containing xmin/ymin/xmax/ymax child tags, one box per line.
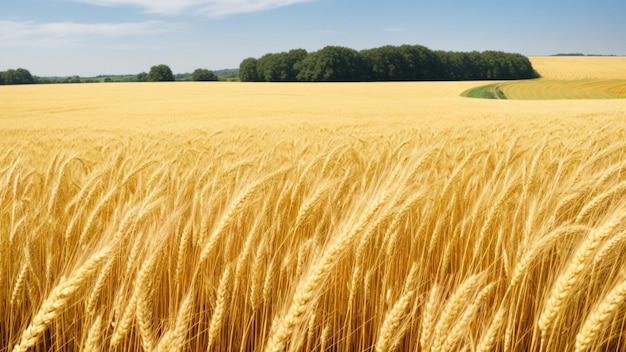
<box><xmin>13</xmin><ymin>246</ymin><xmax>111</xmax><ymax>352</ymax></box>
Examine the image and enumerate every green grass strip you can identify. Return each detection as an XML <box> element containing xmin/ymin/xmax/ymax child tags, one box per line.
<box><xmin>461</xmin><ymin>83</ymin><xmax>507</xmax><ymax>99</ymax></box>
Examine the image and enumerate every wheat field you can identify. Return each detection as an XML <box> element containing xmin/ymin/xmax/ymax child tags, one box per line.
<box><xmin>529</xmin><ymin>56</ymin><xmax>626</xmax><ymax>80</ymax></box>
<box><xmin>463</xmin><ymin>57</ymin><xmax>626</xmax><ymax>100</ymax></box>
<box><xmin>2</xmin><ymin>58</ymin><xmax>626</xmax><ymax>351</ymax></box>
<box><xmin>499</xmin><ymin>79</ymin><xmax>626</xmax><ymax>99</ymax></box>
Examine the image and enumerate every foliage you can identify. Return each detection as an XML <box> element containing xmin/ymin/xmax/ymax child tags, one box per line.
<box><xmin>254</xmin><ymin>49</ymin><xmax>308</xmax><ymax>82</ymax></box>
<box><xmin>190</xmin><ymin>69</ymin><xmax>218</xmax><ymax>81</ymax></box>
<box><xmin>148</xmin><ymin>64</ymin><xmax>175</xmax><ymax>82</ymax></box>
<box><xmin>66</xmin><ymin>76</ymin><xmax>81</xmax><ymax>84</ymax></box>
<box><xmin>1</xmin><ymin>68</ymin><xmax>35</xmax><ymax>85</ymax></box>
<box><xmin>241</xmin><ymin>45</ymin><xmax>539</xmax><ymax>82</ymax></box>
<box><xmin>297</xmin><ymin>46</ymin><xmax>365</xmax><ymax>82</ymax></box>
<box><xmin>239</xmin><ymin>58</ymin><xmax>260</xmax><ymax>82</ymax></box>
<box><xmin>137</xmin><ymin>72</ymin><xmax>148</xmax><ymax>82</ymax></box>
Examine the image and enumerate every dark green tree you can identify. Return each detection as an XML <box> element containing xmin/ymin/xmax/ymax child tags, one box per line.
<box><xmin>256</xmin><ymin>53</ymin><xmax>281</xmax><ymax>81</ymax></box>
<box><xmin>148</xmin><ymin>64</ymin><xmax>174</xmax><ymax>82</ymax></box>
<box><xmin>297</xmin><ymin>46</ymin><xmax>365</xmax><ymax>82</ymax></box>
<box><xmin>137</xmin><ymin>72</ymin><xmax>148</xmax><ymax>82</ymax></box>
<box><xmin>191</xmin><ymin>68</ymin><xmax>218</xmax><ymax>81</ymax></box>
<box><xmin>361</xmin><ymin>45</ymin><xmax>409</xmax><ymax>81</ymax></box>
<box><xmin>4</xmin><ymin>68</ymin><xmax>35</xmax><ymax>84</ymax></box>
<box><xmin>284</xmin><ymin>49</ymin><xmax>308</xmax><ymax>81</ymax></box>
<box><xmin>398</xmin><ymin>45</ymin><xmax>438</xmax><ymax>80</ymax></box>
<box><xmin>255</xmin><ymin>49</ymin><xmax>308</xmax><ymax>81</ymax></box>
<box><xmin>0</xmin><ymin>72</ymin><xmax>4</xmax><ymax>85</ymax></box>
<box><xmin>239</xmin><ymin>58</ymin><xmax>259</xmax><ymax>82</ymax></box>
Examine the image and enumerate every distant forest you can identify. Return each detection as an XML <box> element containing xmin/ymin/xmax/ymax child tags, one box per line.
<box><xmin>0</xmin><ymin>67</ymin><xmax>239</xmax><ymax>85</ymax></box>
<box><xmin>239</xmin><ymin>45</ymin><xmax>539</xmax><ymax>82</ymax></box>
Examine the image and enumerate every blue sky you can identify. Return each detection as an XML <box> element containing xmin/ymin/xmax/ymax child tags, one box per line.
<box><xmin>1</xmin><ymin>0</ymin><xmax>624</xmax><ymax>76</ymax></box>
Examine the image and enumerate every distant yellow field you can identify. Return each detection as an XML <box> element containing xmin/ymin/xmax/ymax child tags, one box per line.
<box><xmin>2</xmin><ymin>58</ymin><xmax>626</xmax><ymax>351</ymax></box>
<box><xmin>530</xmin><ymin>56</ymin><xmax>626</xmax><ymax>80</ymax></box>
<box><xmin>500</xmin><ymin>79</ymin><xmax>626</xmax><ymax>99</ymax></box>
<box><xmin>464</xmin><ymin>56</ymin><xmax>626</xmax><ymax>99</ymax></box>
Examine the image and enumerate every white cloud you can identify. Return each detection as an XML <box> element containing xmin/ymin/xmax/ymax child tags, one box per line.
<box><xmin>73</xmin><ymin>0</ymin><xmax>316</xmax><ymax>17</ymax></box>
<box><xmin>0</xmin><ymin>20</ymin><xmax>175</xmax><ymax>47</ymax></box>
<box><xmin>74</xmin><ymin>0</ymin><xmax>207</xmax><ymax>14</ymax></box>
<box><xmin>196</xmin><ymin>0</ymin><xmax>317</xmax><ymax>17</ymax></box>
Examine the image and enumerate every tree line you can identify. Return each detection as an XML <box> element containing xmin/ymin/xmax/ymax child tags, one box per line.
<box><xmin>0</xmin><ymin>65</ymin><xmax>221</xmax><ymax>85</ymax></box>
<box><xmin>239</xmin><ymin>45</ymin><xmax>539</xmax><ymax>82</ymax></box>
<box><xmin>136</xmin><ymin>65</ymin><xmax>218</xmax><ymax>82</ymax></box>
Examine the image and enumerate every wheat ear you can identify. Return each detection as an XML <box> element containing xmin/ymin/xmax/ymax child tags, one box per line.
<box><xmin>525</xmin><ymin>137</ymin><xmax>548</xmax><ymax>191</ymax></box>
<box><xmin>292</xmin><ymin>182</ymin><xmax>333</xmax><ymax>232</ymax></box>
<box><xmin>575</xmin><ymin>181</ymin><xmax>626</xmax><ymax>223</ymax></box>
<box><xmin>593</xmin><ymin>229</ymin><xmax>626</xmax><ymax>268</ymax></box>
<box><xmin>374</xmin><ymin>263</ymin><xmax>419</xmax><ymax>352</ymax></box>
<box><xmin>174</xmin><ymin>220</ymin><xmax>193</xmax><ymax>290</ymax></box>
<box><xmin>539</xmin><ymin>212</ymin><xmax>626</xmax><ymax>334</ymax></box>
<box><xmin>249</xmin><ymin>240</ymin><xmax>266</xmax><ymax>310</ymax></box>
<box><xmin>441</xmin><ymin>282</ymin><xmax>496</xmax><ymax>352</ymax></box>
<box><xmin>86</xmin><ymin>254</ymin><xmax>116</xmax><ymax>317</ymax></box>
<box><xmin>109</xmin><ymin>294</ymin><xmax>137</xmax><ymax>347</ymax></box>
<box><xmin>135</xmin><ymin>251</ymin><xmax>160</xmax><ymax>352</ymax></box>
<box><xmin>46</xmin><ymin>155</ymin><xmax>78</xmax><ymax>215</ymax></box>
<box><xmin>509</xmin><ymin>225</ymin><xmax>588</xmax><ymax>288</ymax></box>
<box><xmin>575</xmin><ymin>277</ymin><xmax>626</xmax><ymax>352</ymax></box>
<box><xmin>199</xmin><ymin>167</ymin><xmax>289</xmax><ymax>266</ymax></box>
<box><xmin>156</xmin><ymin>287</ymin><xmax>195</xmax><ymax>352</ymax></box>
<box><xmin>420</xmin><ymin>283</ymin><xmax>440</xmax><ymax>351</ymax></box>
<box><xmin>431</xmin><ymin>273</ymin><xmax>483</xmax><ymax>351</ymax></box>
<box><xmin>476</xmin><ymin>303</ymin><xmax>507</xmax><ymax>352</ymax></box>
<box><xmin>208</xmin><ymin>263</ymin><xmax>233</xmax><ymax>350</ymax></box>
<box><xmin>262</xmin><ymin>258</ymin><xmax>276</xmax><ymax>305</ymax></box>
<box><xmin>375</xmin><ymin>289</ymin><xmax>416</xmax><ymax>352</ymax></box>
<box><xmin>10</xmin><ymin>263</ymin><xmax>28</xmax><ymax>307</ymax></box>
<box><xmin>78</xmin><ymin>185</ymin><xmax>119</xmax><ymax>245</ymax></box>
<box><xmin>13</xmin><ymin>246</ymin><xmax>111</xmax><ymax>352</ymax></box>
<box><xmin>319</xmin><ymin>323</ymin><xmax>331</xmax><ymax>352</ymax></box>
<box><xmin>82</xmin><ymin>314</ymin><xmax>103</xmax><ymax>352</ymax></box>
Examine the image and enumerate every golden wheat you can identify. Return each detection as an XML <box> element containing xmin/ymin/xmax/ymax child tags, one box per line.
<box><xmin>2</xmin><ymin>56</ymin><xmax>626</xmax><ymax>351</ymax></box>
